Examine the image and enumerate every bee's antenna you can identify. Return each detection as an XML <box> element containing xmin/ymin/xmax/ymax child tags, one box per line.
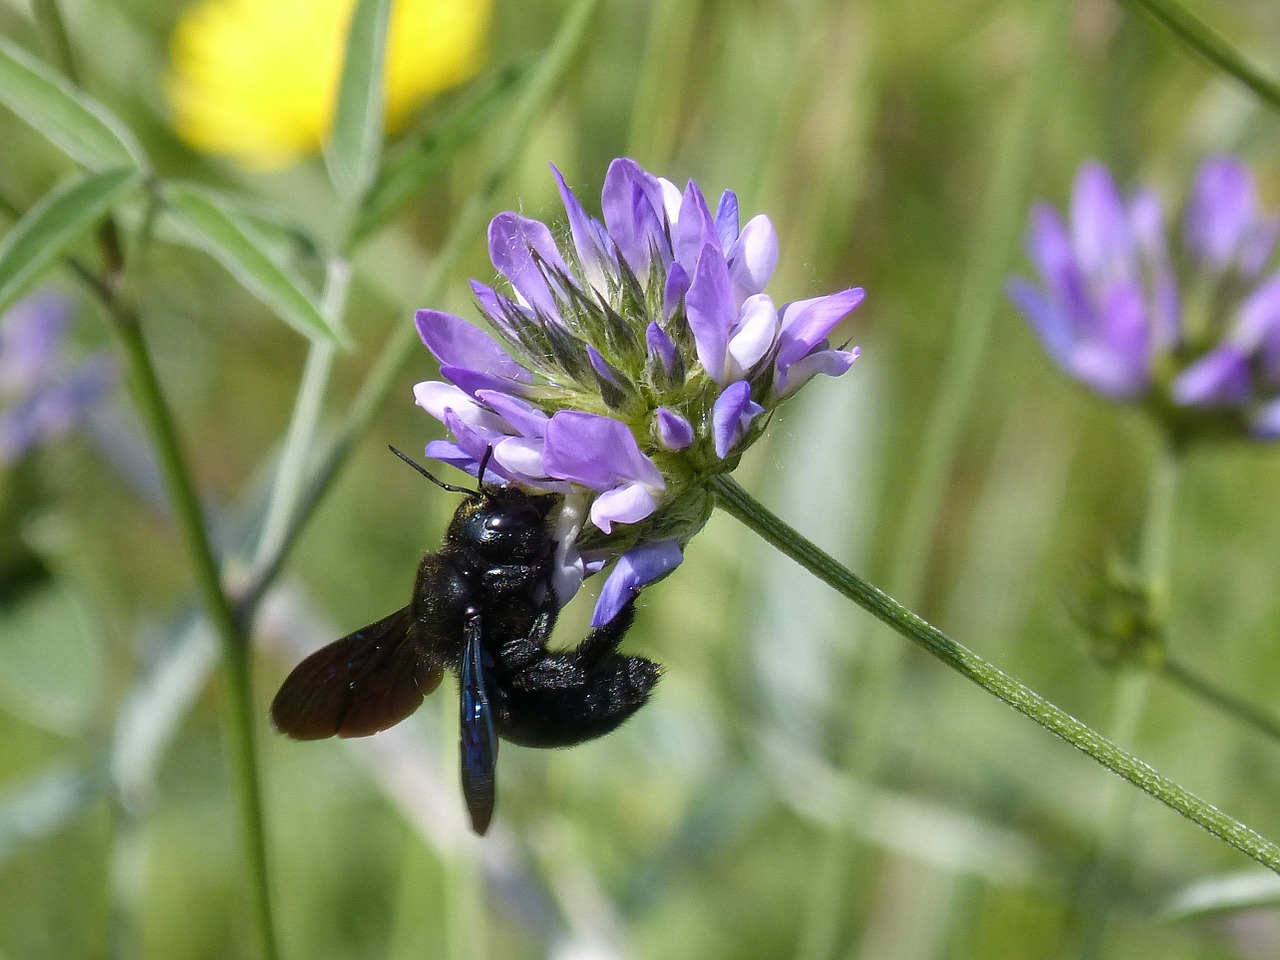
<box><xmin>388</xmin><ymin>446</ymin><xmax>473</xmax><ymax>495</ymax></box>
<box><xmin>476</xmin><ymin>446</ymin><xmax>494</xmax><ymax>489</ymax></box>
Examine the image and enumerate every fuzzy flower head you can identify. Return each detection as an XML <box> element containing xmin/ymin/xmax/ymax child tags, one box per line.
<box><xmin>1009</xmin><ymin>156</ymin><xmax>1280</xmax><ymax>443</ymax></box>
<box><xmin>415</xmin><ymin>159</ymin><xmax>863</xmax><ymax>624</ymax></box>
<box><xmin>0</xmin><ymin>292</ymin><xmax>114</xmax><ymax>464</ymax></box>
<box><xmin>166</xmin><ymin>0</ymin><xmax>491</xmax><ymax>170</ymax></box>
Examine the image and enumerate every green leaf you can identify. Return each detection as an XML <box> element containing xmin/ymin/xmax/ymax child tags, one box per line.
<box><xmin>163</xmin><ymin>183</ymin><xmax>344</xmax><ymax>346</ymax></box>
<box><xmin>0</xmin><ymin>34</ymin><xmax>146</xmax><ymax>171</ymax></box>
<box><xmin>1162</xmin><ymin>869</ymin><xmax>1280</xmax><ymax>919</ymax></box>
<box><xmin>325</xmin><ymin>0</ymin><xmax>392</xmax><ymax>201</ymax></box>
<box><xmin>351</xmin><ymin>63</ymin><xmax>531</xmax><ymax>244</ymax></box>
<box><xmin>0</xmin><ymin>167</ymin><xmax>139</xmax><ymax>316</ymax></box>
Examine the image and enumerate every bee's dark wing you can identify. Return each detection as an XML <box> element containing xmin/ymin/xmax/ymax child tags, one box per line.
<box><xmin>459</xmin><ymin>614</ymin><xmax>498</xmax><ymax>834</ymax></box>
<box><xmin>270</xmin><ymin>606</ymin><xmax>444</xmax><ymax>740</ymax></box>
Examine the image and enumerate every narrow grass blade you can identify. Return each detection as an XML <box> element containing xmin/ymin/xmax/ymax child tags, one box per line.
<box><xmin>163</xmin><ymin>183</ymin><xmax>344</xmax><ymax>346</ymax></box>
<box><xmin>0</xmin><ymin>34</ymin><xmax>146</xmax><ymax>171</ymax></box>
<box><xmin>326</xmin><ymin>0</ymin><xmax>392</xmax><ymax>200</ymax></box>
<box><xmin>0</xmin><ymin>167</ymin><xmax>138</xmax><ymax>314</ymax></box>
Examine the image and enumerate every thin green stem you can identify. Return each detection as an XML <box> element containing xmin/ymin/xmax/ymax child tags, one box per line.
<box><xmin>1162</xmin><ymin>658</ymin><xmax>1280</xmax><ymax>746</ymax></box>
<box><xmin>710</xmin><ymin>474</ymin><xmax>1280</xmax><ymax>874</ymax></box>
<box><xmin>1117</xmin><ymin>0</ymin><xmax>1280</xmax><ymax>114</ymax></box>
<box><xmin>15</xmin><ymin>5</ymin><xmax>279</xmax><ymax>951</ymax></box>
<box><xmin>37</xmin><ymin>178</ymin><xmax>280</xmax><ymax>958</ymax></box>
<box><xmin>109</xmin><ymin>300</ymin><xmax>279</xmax><ymax>960</ymax></box>
<box><xmin>1076</xmin><ymin>450</ymin><xmax>1181</xmax><ymax>958</ymax></box>
<box><xmin>235</xmin><ymin>0</ymin><xmax>602</xmax><ymax>620</ymax></box>
<box><xmin>30</xmin><ymin>0</ymin><xmax>81</xmax><ymax>84</ymax></box>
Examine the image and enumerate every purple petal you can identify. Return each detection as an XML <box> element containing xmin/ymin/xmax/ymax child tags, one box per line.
<box><xmin>1007</xmin><ymin>278</ymin><xmax>1074</xmax><ymax>366</ymax></box>
<box><xmin>1243</xmin><ymin>216</ymin><xmax>1280</xmax><ymax>277</ymax></box>
<box><xmin>663</xmin><ymin>262</ymin><xmax>690</xmax><ymax>319</ymax></box>
<box><xmin>591</xmin><ymin>539</ymin><xmax>684</xmax><ymax>627</ymax></box>
<box><xmin>1185</xmin><ymin>155</ymin><xmax>1256</xmax><ymax>273</ymax></box>
<box><xmin>439</xmin><ymin>409</ymin><xmax>516</xmax><ymax>483</ymax></box>
<box><xmin>775</xmin><ymin>287</ymin><xmax>865</xmax><ymax>377</ymax></box>
<box><xmin>1172</xmin><ymin>345</ymin><xmax>1252</xmax><ymax>407</ymax></box>
<box><xmin>491</xmin><ymin>435</ymin><xmax>550</xmax><ymax>480</ymax></box>
<box><xmin>423</xmin><ymin>439</ymin><xmax>478</xmax><ymax>475</ymax></box>
<box><xmin>474</xmin><ymin>389</ymin><xmax>548</xmax><ymax>437</ymax></box>
<box><xmin>488</xmin><ymin>213</ymin><xmax>574</xmax><ymax>318</ymax></box>
<box><xmin>685</xmin><ymin>243</ymin><xmax>735</xmax><ymax>383</ymax></box>
<box><xmin>655</xmin><ymin>407</ymin><xmax>694</xmax><ymax>450</ymax></box>
<box><xmin>414</xmin><ymin>309</ymin><xmax>531</xmax><ymax>382</ymax></box>
<box><xmin>1026</xmin><ymin>204</ymin><xmax>1091</xmax><ymax>335</ymax></box>
<box><xmin>1071</xmin><ymin>162</ymin><xmax>1136</xmax><ymax>281</ymax></box>
<box><xmin>439</xmin><ymin>364</ymin><xmax>531</xmax><ymax>398</ymax></box>
<box><xmin>715</xmin><ymin>191</ymin><xmax>740</xmax><ymax>250</ymax></box>
<box><xmin>0</xmin><ymin>291</ymin><xmax>73</xmax><ymax>391</ymax></box>
<box><xmin>0</xmin><ymin>353</ymin><xmax>114</xmax><ymax>463</ymax></box>
<box><xmin>1250</xmin><ymin>397</ymin><xmax>1280</xmax><ymax>440</ymax></box>
<box><xmin>646</xmin><ymin>321</ymin><xmax>677</xmax><ymax>373</ymax></box>
<box><xmin>1068</xmin><ymin>282</ymin><xmax>1151</xmax><ymax>399</ymax></box>
<box><xmin>589</xmin><ymin>482</ymin><xmax>660</xmax><ymax>533</ymax></box>
<box><xmin>726</xmin><ymin>215</ymin><xmax>778</xmax><ymax>304</ymax></box>
<box><xmin>543</xmin><ymin>410</ymin><xmax>664</xmax><ymax>491</ymax></box>
<box><xmin>469</xmin><ymin>279</ymin><xmax>535</xmax><ymax>340</ymax></box>
<box><xmin>586</xmin><ymin>344</ymin><xmax>618</xmax><ymax>385</ymax></box>
<box><xmin>1130</xmin><ymin>189</ymin><xmax>1180</xmax><ymax>349</ymax></box>
<box><xmin>727</xmin><ymin>294</ymin><xmax>779</xmax><ymax>379</ymax></box>
<box><xmin>674</xmin><ymin>180</ymin><xmax>719</xmax><ymax>273</ymax></box>
<box><xmin>778</xmin><ymin>346</ymin><xmax>860</xmax><ymax>399</ymax></box>
<box><xmin>551</xmin><ymin>164</ymin><xmax>615</xmax><ymax>291</ymax></box>
<box><xmin>712</xmin><ymin>380</ymin><xmax>764</xmax><ymax>458</ymax></box>
<box><xmin>414</xmin><ymin>381</ymin><xmax>512</xmax><ymax>435</ymax></box>
<box><xmin>601</xmin><ymin>158</ymin><xmax>670</xmax><ymax>280</ymax></box>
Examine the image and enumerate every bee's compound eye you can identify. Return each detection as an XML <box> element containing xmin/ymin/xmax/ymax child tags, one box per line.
<box><xmin>484</xmin><ymin>504</ymin><xmax>540</xmax><ymax>532</ymax></box>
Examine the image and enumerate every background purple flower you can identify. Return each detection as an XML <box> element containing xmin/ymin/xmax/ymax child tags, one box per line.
<box><xmin>0</xmin><ymin>292</ymin><xmax>115</xmax><ymax>464</ymax></box>
<box><xmin>1009</xmin><ymin>156</ymin><xmax>1280</xmax><ymax>442</ymax></box>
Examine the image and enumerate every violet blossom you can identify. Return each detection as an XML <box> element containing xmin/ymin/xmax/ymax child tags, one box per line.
<box><xmin>414</xmin><ymin>159</ymin><xmax>864</xmax><ymax>625</ymax></box>
<box><xmin>1008</xmin><ymin>157</ymin><xmax>1280</xmax><ymax>443</ymax></box>
<box><xmin>0</xmin><ymin>291</ymin><xmax>114</xmax><ymax>464</ymax></box>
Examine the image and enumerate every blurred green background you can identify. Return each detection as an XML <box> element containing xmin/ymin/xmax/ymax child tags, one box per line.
<box><xmin>3</xmin><ymin>0</ymin><xmax>1280</xmax><ymax>957</ymax></box>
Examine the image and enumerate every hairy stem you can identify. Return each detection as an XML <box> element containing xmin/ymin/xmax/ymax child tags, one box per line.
<box><xmin>710</xmin><ymin>474</ymin><xmax>1280</xmax><ymax>875</ymax></box>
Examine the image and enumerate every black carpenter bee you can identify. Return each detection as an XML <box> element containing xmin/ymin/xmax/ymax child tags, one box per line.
<box><xmin>270</xmin><ymin>446</ymin><xmax>662</xmax><ymax>834</ymax></box>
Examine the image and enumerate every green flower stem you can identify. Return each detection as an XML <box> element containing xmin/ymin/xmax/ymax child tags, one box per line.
<box><xmin>1117</xmin><ymin>0</ymin><xmax>1280</xmax><ymax>114</ymax></box>
<box><xmin>1161</xmin><ymin>657</ymin><xmax>1280</xmax><ymax>746</ymax></box>
<box><xmin>107</xmin><ymin>298</ymin><xmax>279</xmax><ymax>960</ymax></box>
<box><xmin>45</xmin><ymin>180</ymin><xmax>280</xmax><ymax>958</ymax></box>
<box><xmin>1076</xmin><ymin>449</ymin><xmax>1180</xmax><ymax>958</ymax></box>
<box><xmin>235</xmin><ymin>0</ymin><xmax>601</xmax><ymax>619</ymax></box>
<box><xmin>709</xmin><ymin>473</ymin><xmax>1280</xmax><ymax>874</ymax></box>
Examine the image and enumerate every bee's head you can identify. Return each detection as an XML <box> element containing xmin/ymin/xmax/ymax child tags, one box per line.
<box><xmin>389</xmin><ymin>445</ymin><xmax>557</xmax><ymax>561</ymax></box>
<box><xmin>448</xmin><ymin>485</ymin><xmax>557</xmax><ymax>560</ymax></box>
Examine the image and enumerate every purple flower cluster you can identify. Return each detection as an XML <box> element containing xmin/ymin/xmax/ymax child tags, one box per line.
<box><xmin>415</xmin><ymin>159</ymin><xmax>864</xmax><ymax>624</ymax></box>
<box><xmin>1008</xmin><ymin>157</ymin><xmax>1280</xmax><ymax>442</ymax></box>
<box><xmin>0</xmin><ymin>291</ymin><xmax>114</xmax><ymax>464</ymax></box>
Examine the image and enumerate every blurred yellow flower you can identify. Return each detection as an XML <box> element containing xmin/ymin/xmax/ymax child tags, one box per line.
<box><xmin>166</xmin><ymin>0</ymin><xmax>491</xmax><ymax>170</ymax></box>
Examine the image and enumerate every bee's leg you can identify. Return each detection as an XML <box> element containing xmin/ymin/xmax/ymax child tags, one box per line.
<box><xmin>508</xmin><ymin>597</ymin><xmax>641</xmax><ymax>692</ymax></box>
<box><xmin>572</xmin><ymin>595</ymin><xmax>639</xmax><ymax>665</ymax></box>
<box><xmin>494</xmin><ymin>608</ymin><xmax>557</xmax><ymax>672</ymax></box>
